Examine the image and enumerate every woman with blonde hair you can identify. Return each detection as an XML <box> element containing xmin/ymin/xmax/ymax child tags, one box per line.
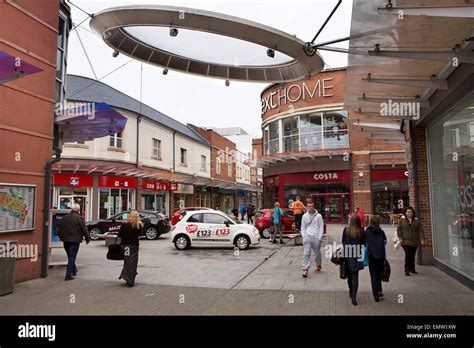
<box><xmin>117</xmin><ymin>210</ymin><xmax>143</xmax><ymax>287</ymax></box>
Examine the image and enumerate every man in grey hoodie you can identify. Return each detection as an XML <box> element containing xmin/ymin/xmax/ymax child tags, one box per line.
<box><xmin>301</xmin><ymin>202</ymin><xmax>324</xmax><ymax>278</ymax></box>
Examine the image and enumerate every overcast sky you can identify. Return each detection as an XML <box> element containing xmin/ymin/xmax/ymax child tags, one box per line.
<box><xmin>67</xmin><ymin>0</ymin><xmax>352</xmax><ymax>138</ymax></box>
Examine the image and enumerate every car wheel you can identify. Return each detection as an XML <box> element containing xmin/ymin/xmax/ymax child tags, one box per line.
<box><xmin>145</xmin><ymin>226</ymin><xmax>159</xmax><ymax>240</ymax></box>
<box><xmin>235</xmin><ymin>235</ymin><xmax>250</xmax><ymax>250</ymax></box>
<box><xmin>174</xmin><ymin>235</ymin><xmax>190</xmax><ymax>250</ymax></box>
<box><xmin>89</xmin><ymin>227</ymin><xmax>101</xmax><ymax>241</ymax></box>
<box><xmin>262</xmin><ymin>228</ymin><xmax>271</xmax><ymax>239</ymax></box>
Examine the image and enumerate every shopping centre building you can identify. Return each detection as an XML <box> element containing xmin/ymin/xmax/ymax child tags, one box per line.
<box><xmin>259</xmin><ymin>67</ymin><xmax>408</xmax><ymax>224</ymax></box>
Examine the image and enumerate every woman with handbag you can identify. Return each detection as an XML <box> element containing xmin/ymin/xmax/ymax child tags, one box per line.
<box><xmin>397</xmin><ymin>206</ymin><xmax>425</xmax><ymax>276</ymax></box>
<box><xmin>364</xmin><ymin>215</ymin><xmax>387</xmax><ymax>302</ymax></box>
<box><xmin>342</xmin><ymin>214</ymin><xmax>365</xmax><ymax>306</ymax></box>
<box><xmin>117</xmin><ymin>211</ymin><xmax>143</xmax><ymax>287</ymax></box>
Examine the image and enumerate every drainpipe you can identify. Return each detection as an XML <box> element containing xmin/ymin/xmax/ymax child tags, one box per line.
<box><xmin>408</xmin><ymin>120</ymin><xmax>420</xmax><ymax>217</ymax></box>
<box><xmin>136</xmin><ymin>116</ymin><xmax>141</xmax><ymax>209</ymax></box>
<box><xmin>172</xmin><ymin>131</ymin><xmax>176</xmax><ymax>172</ymax></box>
<box><xmin>41</xmin><ymin>146</ymin><xmax>62</xmax><ymax>278</ymax></box>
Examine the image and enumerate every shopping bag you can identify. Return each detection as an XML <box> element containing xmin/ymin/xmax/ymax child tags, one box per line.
<box><xmin>106</xmin><ymin>237</ymin><xmax>124</xmax><ymax>260</ymax></box>
<box><xmin>362</xmin><ymin>244</ymin><xmax>369</xmax><ymax>267</ymax></box>
<box><xmin>381</xmin><ymin>259</ymin><xmax>391</xmax><ymax>282</ymax></box>
<box><xmin>339</xmin><ymin>260</ymin><xmax>347</xmax><ymax>279</ymax></box>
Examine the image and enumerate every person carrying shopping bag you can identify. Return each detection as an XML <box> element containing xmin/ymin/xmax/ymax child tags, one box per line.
<box><xmin>342</xmin><ymin>214</ymin><xmax>365</xmax><ymax>306</ymax></box>
<box><xmin>397</xmin><ymin>206</ymin><xmax>425</xmax><ymax>276</ymax></box>
<box><xmin>117</xmin><ymin>211</ymin><xmax>143</xmax><ymax>287</ymax></box>
<box><xmin>364</xmin><ymin>215</ymin><xmax>387</xmax><ymax>302</ymax></box>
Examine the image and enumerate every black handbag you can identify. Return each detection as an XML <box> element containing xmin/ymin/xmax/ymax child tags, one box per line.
<box><xmin>339</xmin><ymin>260</ymin><xmax>347</xmax><ymax>279</ymax></box>
<box><xmin>381</xmin><ymin>259</ymin><xmax>391</xmax><ymax>282</ymax></box>
<box><xmin>106</xmin><ymin>237</ymin><xmax>124</xmax><ymax>260</ymax></box>
<box><xmin>331</xmin><ymin>247</ymin><xmax>344</xmax><ymax>265</ymax></box>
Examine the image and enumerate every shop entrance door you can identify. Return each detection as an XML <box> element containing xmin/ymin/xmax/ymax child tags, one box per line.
<box><xmin>311</xmin><ymin>194</ymin><xmax>345</xmax><ymax>224</ymax></box>
<box><xmin>58</xmin><ymin>195</ymin><xmax>88</xmax><ymax>219</ymax></box>
<box><xmin>108</xmin><ymin>189</ymin><xmax>135</xmax><ymax>216</ymax></box>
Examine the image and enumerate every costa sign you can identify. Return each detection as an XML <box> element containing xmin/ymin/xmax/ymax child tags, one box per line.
<box><xmin>261</xmin><ymin>78</ymin><xmax>334</xmax><ymax>114</ymax></box>
<box><xmin>313</xmin><ymin>172</ymin><xmax>339</xmax><ymax>181</ymax></box>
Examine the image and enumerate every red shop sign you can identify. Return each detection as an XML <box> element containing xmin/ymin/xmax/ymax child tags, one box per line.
<box><xmin>142</xmin><ymin>180</ymin><xmax>179</xmax><ymax>192</ymax></box>
<box><xmin>53</xmin><ymin>173</ymin><xmax>93</xmax><ymax>188</ymax></box>
<box><xmin>99</xmin><ymin>176</ymin><xmax>137</xmax><ymax>189</ymax></box>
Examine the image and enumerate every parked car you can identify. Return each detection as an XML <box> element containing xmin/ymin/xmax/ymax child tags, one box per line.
<box><xmin>171</xmin><ymin>207</ymin><xmax>213</xmax><ymax>225</ymax></box>
<box><xmin>171</xmin><ymin>210</ymin><xmax>260</xmax><ymax>250</ymax></box>
<box><xmin>86</xmin><ymin>210</ymin><xmax>171</xmax><ymax>240</ymax></box>
<box><xmin>254</xmin><ymin>208</ymin><xmax>296</xmax><ymax>239</ymax></box>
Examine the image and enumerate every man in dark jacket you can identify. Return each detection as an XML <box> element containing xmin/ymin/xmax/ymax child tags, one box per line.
<box><xmin>58</xmin><ymin>203</ymin><xmax>90</xmax><ymax>280</ymax></box>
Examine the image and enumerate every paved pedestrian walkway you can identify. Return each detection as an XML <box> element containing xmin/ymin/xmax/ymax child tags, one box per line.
<box><xmin>0</xmin><ymin>225</ymin><xmax>472</xmax><ymax>315</ymax></box>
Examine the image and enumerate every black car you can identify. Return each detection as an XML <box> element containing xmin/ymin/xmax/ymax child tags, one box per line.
<box><xmin>86</xmin><ymin>210</ymin><xmax>171</xmax><ymax>240</ymax></box>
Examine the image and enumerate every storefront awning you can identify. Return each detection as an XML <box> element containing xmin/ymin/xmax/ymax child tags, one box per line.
<box><xmin>52</xmin><ymin>161</ymin><xmax>258</xmax><ymax>191</ymax></box>
<box><xmin>0</xmin><ymin>50</ymin><xmax>42</xmax><ymax>84</ymax></box>
<box><xmin>56</xmin><ymin>102</ymin><xmax>127</xmax><ymax>142</ymax></box>
<box><xmin>344</xmin><ymin>0</ymin><xmax>474</xmax><ymax>142</ymax></box>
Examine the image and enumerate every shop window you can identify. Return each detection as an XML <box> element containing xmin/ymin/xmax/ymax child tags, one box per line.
<box><xmin>428</xmin><ymin>91</ymin><xmax>473</xmax><ymax>279</ymax></box>
<box><xmin>323</xmin><ymin>111</ymin><xmax>349</xmax><ymax>149</ymax></box>
<box><xmin>372</xmin><ymin>181</ymin><xmax>405</xmax><ymax>223</ymax></box>
<box><xmin>152</xmin><ymin>138</ymin><xmax>161</xmax><ymax>159</ymax></box>
<box><xmin>300</xmin><ymin>113</ymin><xmax>323</xmax><ymax>151</ymax></box>
<box><xmin>283</xmin><ymin>116</ymin><xmax>299</xmax><ymax>153</ymax></box>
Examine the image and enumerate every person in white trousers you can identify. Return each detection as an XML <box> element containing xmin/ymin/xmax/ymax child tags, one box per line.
<box><xmin>301</xmin><ymin>202</ymin><xmax>324</xmax><ymax>278</ymax></box>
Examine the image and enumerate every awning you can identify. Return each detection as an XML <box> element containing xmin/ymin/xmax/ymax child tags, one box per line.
<box><xmin>56</xmin><ymin>102</ymin><xmax>127</xmax><ymax>142</ymax></box>
<box><xmin>344</xmin><ymin>0</ymin><xmax>474</xmax><ymax>142</ymax></box>
<box><xmin>0</xmin><ymin>50</ymin><xmax>42</xmax><ymax>84</ymax></box>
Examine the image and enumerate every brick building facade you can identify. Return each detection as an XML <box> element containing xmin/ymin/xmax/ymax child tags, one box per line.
<box><xmin>258</xmin><ymin>68</ymin><xmax>408</xmax><ymax>224</ymax></box>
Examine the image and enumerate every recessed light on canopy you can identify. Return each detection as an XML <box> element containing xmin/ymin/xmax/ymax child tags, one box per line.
<box><xmin>90</xmin><ymin>5</ymin><xmax>324</xmax><ymax>82</ymax></box>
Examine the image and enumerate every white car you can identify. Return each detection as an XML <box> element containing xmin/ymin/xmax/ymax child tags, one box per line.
<box><xmin>171</xmin><ymin>210</ymin><xmax>260</xmax><ymax>250</ymax></box>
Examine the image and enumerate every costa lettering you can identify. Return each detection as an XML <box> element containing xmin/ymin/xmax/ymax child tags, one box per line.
<box><xmin>261</xmin><ymin>78</ymin><xmax>335</xmax><ymax>114</ymax></box>
<box><xmin>313</xmin><ymin>172</ymin><xmax>339</xmax><ymax>181</ymax></box>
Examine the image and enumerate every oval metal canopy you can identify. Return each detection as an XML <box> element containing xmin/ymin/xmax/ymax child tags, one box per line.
<box><xmin>90</xmin><ymin>5</ymin><xmax>324</xmax><ymax>82</ymax></box>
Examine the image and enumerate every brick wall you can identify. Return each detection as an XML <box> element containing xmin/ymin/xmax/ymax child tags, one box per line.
<box><xmin>188</xmin><ymin>125</ymin><xmax>236</xmax><ymax>183</ymax></box>
<box><xmin>405</xmin><ymin>123</ymin><xmax>433</xmax><ymax>265</ymax></box>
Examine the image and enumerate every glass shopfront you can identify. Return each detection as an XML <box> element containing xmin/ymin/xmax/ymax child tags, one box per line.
<box><xmin>98</xmin><ymin>176</ymin><xmax>137</xmax><ymax>219</ymax></box>
<box><xmin>428</xmin><ymin>91</ymin><xmax>473</xmax><ymax>280</ymax></box>
<box><xmin>53</xmin><ymin>174</ymin><xmax>93</xmax><ymax>220</ymax></box>
<box><xmin>266</xmin><ymin>171</ymin><xmax>351</xmax><ymax>223</ymax></box>
<box><xmin>371</xmin><ymin>169</ymin><xmax>409</xmax><ymax>224</ymax></box>
<box><xmin>141</xmin><ymin>192</ymin><xmax>168</xmax><ymax>213</ymax></box>
<box><xmin>263</xmin><ymin>110</ymin><xmax>349</xmax><ymax>155</ymax></box>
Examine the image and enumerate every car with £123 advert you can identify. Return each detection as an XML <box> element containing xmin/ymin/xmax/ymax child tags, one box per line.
<box><xmin>171</xmin><ymin>210</ymin><xmax>260</xmax><ymax>250</ymax></box>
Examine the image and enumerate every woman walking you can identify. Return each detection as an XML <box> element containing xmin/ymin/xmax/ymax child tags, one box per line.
<box><xmin>342</xmin><ymin>214</ymin><xmax>365</xmax><ymax>306</ymax></box>
<box><xmin>397</xmin><ymin>207</ymin><xmax>424</xmax><ymax>276</ymax></box>
<box><xmin>118</xmin><ymin>211</ymin><xmax>143</xmax><ymax>287</ymax></box>
<box><xmin>364</xmin><ymin>215</ymin><xmax>387</xmax><ymax>302</ymax></box>
<box><xmin>271</xmin><ymin>202</ymin><xmax>284</xmax><ymax>244</ymax></box>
